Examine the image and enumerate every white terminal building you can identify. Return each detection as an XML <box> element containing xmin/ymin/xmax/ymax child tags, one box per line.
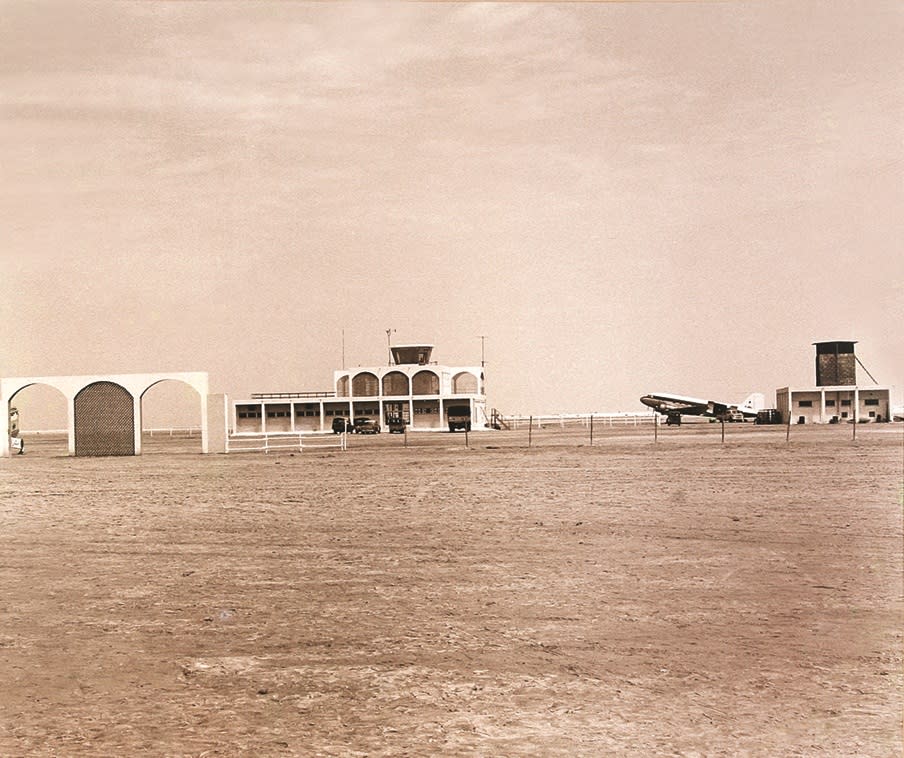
<box><xmin>233</xmin><ymin>344</ymin><xmax>489</xmax><ymax>434</ymax></box>
<box><xmin>776</xmin><ymin>341</ymin><xmax>892</xmax><ymax>424</ymax></box>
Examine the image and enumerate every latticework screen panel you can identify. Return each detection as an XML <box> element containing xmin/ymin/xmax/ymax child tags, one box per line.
<box><xmin>74</xmin><ymin>382</ymin><xmax>135</xmax><ymax>456</ymax></box>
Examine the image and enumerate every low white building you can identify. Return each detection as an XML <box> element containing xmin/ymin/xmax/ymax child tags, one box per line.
<box><xmin>776</xmin><ymin>385</ymin><xmax>892</xmax><ymax>425</ymax></box>
<box><xmin>233</xmin><ymin>344</ymin><xmax>489</xmax><ymax>434</ymax></box>
<box><xmin>776</xmin><ymin>341</ymin><xmax>892</xmax><ymax>425</ymax></box>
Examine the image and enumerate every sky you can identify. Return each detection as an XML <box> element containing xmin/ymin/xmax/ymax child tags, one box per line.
<box><xmin>2</xmin><ymin>0</ymin><xmax>902</xmax><ymax>421</ymax></box>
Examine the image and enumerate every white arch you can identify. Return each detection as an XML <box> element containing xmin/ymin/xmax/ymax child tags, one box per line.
<box><xmin>1</xmin><ymin>372</ymin><xmax>209</xmax><ymax>457</ymax></box>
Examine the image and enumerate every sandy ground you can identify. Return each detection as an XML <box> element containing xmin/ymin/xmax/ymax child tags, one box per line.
<box><xmin>1</xmin><ymin>423</ymin><xmax>901</xmax><ymax>756</ymax></box>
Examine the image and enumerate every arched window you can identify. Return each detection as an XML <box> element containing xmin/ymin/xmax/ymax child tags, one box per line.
<box><xmin>382</xmin><ymin>371</ymin><xmax>409</xmax><ymax>396</ymax></box>
<box><xmin>336</xmin><ymin>375</ymin><xmax>349</xmax><ymax>397</ymax></box>
<box><xmin>452</xmin><ymin>372</ymin><xmax>478</xmax><ymax>394</ymax></box>
<box><xmin>412</xmin><ymin>370</ymin><xmax>439</xmax><ymax>395</ymax></box>
<box><xmin>352</xmin><ymin>372</ymin><xmax>379</xmax><ymax>397</ymax></box>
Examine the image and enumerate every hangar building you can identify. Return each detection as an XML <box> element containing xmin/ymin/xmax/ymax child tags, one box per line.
<box><xmin>232</xmin><ymin>344</ymin><xmax>489</xmax><ymax>434</ymax></box>
<box><xmin>776</xmin><ymin>341</ymin><xmax>891</xmax><ymax>424</ymax></box>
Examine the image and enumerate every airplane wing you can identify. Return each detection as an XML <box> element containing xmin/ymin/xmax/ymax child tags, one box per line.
<box><xmin>641</xmin><ymin>392</ymin><xmax>764</xmax><ymax>419</ymax></box>
<box><xmin>706</xmin><ymin>401</ymin><xmax>730</xmax><ymax>417</ymax></box>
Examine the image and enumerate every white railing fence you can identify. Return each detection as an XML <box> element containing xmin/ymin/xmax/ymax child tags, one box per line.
<box><xmin>225</xmin><ymin>431</ymin><xmax>347</xmax><ymax>454</ymax></box>
<box><xmin>504</xmin><ymin>413</ymin><xmax>657</xmax><ymax>429</ymax></box>
<box><xmin>145</xmin><ymin>426</ymin><xmax>202</xmax><ymax>438</ymax></box>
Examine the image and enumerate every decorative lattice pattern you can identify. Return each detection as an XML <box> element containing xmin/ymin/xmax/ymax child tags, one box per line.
<box><xmin>74</xmin><ymin>382</ymin><xmax>135</xmax><ymax>457</ymax></box>
<box><xmin>816</xmin><ymin>354</ymin><xmax>857</xmax><ymax>386</ymax></box>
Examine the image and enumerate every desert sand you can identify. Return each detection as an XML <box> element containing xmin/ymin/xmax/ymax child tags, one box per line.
<box><xmin>1</xmin><ymin>423</ymin><xmax>901</xmax><ymax>756</ymax></box>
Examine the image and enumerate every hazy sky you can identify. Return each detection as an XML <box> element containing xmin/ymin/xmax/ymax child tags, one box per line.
<box><xmin>2</xmin><ymin>0</ymin><xmax>902</xmax><ymax>415</ymax></box>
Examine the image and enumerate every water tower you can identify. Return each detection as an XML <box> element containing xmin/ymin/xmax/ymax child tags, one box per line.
<box><xmin>813</xmin><ymin>341</ymin><xmax>857</xmax><ymax>386</ymax></box>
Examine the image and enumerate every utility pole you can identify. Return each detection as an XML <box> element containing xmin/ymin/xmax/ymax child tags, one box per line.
<box><xmin>477</xmin><ymin>335</ymin><xmax>488</xmax><ymax>397</ymax></box>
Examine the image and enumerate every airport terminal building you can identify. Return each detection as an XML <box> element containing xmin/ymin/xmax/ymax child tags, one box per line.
<box><xmin>776</xmin><ymin>341</ymin><xmax>892</xmax><ymax>424</ymax></box>
<box><xmin>232</xmin><ymin>344</ymin><xmax>489</xmax><ymax>434</ymax></box>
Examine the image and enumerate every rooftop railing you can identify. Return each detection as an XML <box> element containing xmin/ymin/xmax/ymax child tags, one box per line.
<box><xmin>250</xmin><ymin>391</ymin><xmax>337</xmax><ymax>399</ymax></box>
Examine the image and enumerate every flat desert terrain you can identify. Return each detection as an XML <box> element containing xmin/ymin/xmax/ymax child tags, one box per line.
<box><xmin>1</xmin><ymin>423</ymin><xmax>901</xmax><ymax>756</ymax></box>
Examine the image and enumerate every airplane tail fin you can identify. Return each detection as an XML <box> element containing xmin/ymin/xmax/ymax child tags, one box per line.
<box><xmin>739</xmin><ymin>393</ymin><xmax>765</xmax><ymax>413</ymax></box>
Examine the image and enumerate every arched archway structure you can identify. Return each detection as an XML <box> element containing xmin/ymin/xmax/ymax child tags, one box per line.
<box><xmin>1</xmin><ymin>372</ymin><xmax>209</xmax><ymax>457</ymax></box>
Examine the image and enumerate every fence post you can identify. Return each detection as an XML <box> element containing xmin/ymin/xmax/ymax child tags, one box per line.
<box><xmin>528</xmin><ymin>416</ymin><xmax>533</xmax><ymax>448</ymax></box>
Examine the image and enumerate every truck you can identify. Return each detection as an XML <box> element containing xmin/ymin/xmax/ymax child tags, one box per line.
<box><xmin>755</xmin><ymin>409</ymin><xmax>783</xmax><ymax>425</ymax></box>
<box><xmin>447</xmin><ymin>405</ymin><xmax>472</xmax><ymax>432</ymax></box>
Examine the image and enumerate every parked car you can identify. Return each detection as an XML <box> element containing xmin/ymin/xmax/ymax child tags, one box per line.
<box><xmin>353</xmin><ymin>417</ymin><xmax>381</xmax><ymax>434</ymax></box>
<box><xmin>386</xmin><ymin>415</ymin><xmax>407</xmax><ymax>434</ymax></box>
<box><xmin>331</xmin><ymin>416</ymin><xmax>353</xmax><ymax>434</ymax></box>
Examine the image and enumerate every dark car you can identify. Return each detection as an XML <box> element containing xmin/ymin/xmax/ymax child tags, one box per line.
<box><xmin>386</xmin><ymin>415</ymin><xmax>407</xmax><ymax>434</ymax></box>
<box><xmin>353</xmin><ymin>417</ymin><xmax>381</xmax><ymax>434</ymax></box>
<box><xmin>331</xmin><ymin>416</ymin><xmax>353</xmax><ymax>434</ymax></box>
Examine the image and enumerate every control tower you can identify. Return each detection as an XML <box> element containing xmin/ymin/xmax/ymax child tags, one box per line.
<box><xmin>390</xmin><ymin>344</ymin><xmax>434</xmax><ymax>366</ymax></box>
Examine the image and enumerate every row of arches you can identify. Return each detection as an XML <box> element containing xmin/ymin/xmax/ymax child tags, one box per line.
<box><xmin>1</xmin><ymin>373</ymin><xmax>209</xmax><ymax>457</ymax></box>
<box><xmin>336</xmin><ymin>370</ymin><xmax>481</xmax><ymax>398</ymax></box>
